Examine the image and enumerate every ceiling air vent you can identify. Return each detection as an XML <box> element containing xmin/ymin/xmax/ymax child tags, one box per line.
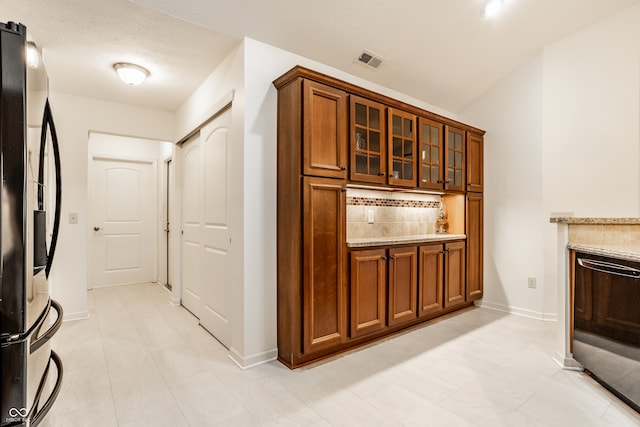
<box><xmin>357</xmin><ymin>50</ymin><xmax>383</xmax><ymax>69</ymax></box>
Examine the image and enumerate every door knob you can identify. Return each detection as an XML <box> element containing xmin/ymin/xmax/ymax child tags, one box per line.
<box><xmin>93</xmin><ymin>226</ymin><xmax>100</xmax><ymax>231</ymax></box>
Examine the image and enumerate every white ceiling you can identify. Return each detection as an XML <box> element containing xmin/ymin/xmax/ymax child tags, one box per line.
<box><xmin>3</xmin><ymin>0</ymin><xmax>640</xmax><ymax>113</ymax></box>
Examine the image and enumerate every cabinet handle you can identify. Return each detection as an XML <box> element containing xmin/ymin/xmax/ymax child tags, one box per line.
<box><xmin>380</xmin><ymin>172</ymin><xmax>386</xmax><ymax>176</ymax></box>
<box><xmin>341</xmin><ymin>188</ymin><xmax>347</xmax><ymax>192</ymax></box>
<box><xmin>382</xmin><ymin>256</ymin><xmax>387</xmax><ymax>260</ymax></box>
<box><xmin>340</xmin><ymin>166</ymin><xmax>347</xmax><ymax>170</ymax></box>
<box><xmin>436</xmin><ymin>180</ymin><xmax>444</xmax><ymax>184</ymax></box>
<box><xmin>390</xmin><ymin>255</ymin><xmax>396</xmax><ymax>260</ymax></box>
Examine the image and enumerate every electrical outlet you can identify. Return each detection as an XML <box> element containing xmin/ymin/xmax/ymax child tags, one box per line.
<box><xmin>367</xmin><ymin>209</ymin><xmax>375</xmax><ymax>224</ymax></box>
<box><xmin>528</xmin><ymin>277</ymin><xmax>536</xmax><ymax>289</ymax></box>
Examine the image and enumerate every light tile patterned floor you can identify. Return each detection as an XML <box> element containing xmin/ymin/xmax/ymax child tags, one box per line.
<box><xmin>42</xmin><ymin>283</ymin><xmax>640</xmax><ymax>426</ymax></box>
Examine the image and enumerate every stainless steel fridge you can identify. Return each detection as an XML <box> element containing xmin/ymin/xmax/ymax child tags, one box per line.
<box><xmin>1</xmin><ymin>21</ymin><xmax>63</xmax><ymax>427</ymax></box>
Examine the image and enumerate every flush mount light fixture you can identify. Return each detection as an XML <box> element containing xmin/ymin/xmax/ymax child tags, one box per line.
<box><xmin>113</xmin><ymin>62</ymin><xmax>150</xmax><ymax>86</ymax></box>
<box><xmin>26</xmin><ymin>41</ymin><xmax>39</xmax><ymax>69</ymax></box>
<box><xmin>480</xmin><ymin>0</ymin><xmax>504</xmax><ymax>17</ymax></box>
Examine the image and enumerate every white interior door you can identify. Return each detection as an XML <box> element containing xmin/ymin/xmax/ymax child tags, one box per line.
<box><xmin>181</xmin><ymin>107</ymin><xmax>232</xmax><ymax>347</ymax></box>
<box><xmin>91</xmin><ymin>157</ymin><xmax>155</xmax><ymax>287</ymax></box>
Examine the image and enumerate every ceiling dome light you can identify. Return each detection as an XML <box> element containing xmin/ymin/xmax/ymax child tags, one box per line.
<box><xmin>113</xmin><ymin>62</ymin><xmax>150</xmax><ymax>86</ymax></box>
<box><xmin>26</xmin><ymin>41</ymin><xmax>39</xmax><ymax>69</ymax></box>
<box><xmin>481</xmin><ymin>0</ymin><xmax>504</xmax><ymax>18</ymax></box>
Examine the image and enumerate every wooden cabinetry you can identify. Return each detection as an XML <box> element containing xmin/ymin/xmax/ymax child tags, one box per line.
<box><xmin>418</xmin><ymin>244</ymin><xmax>444</xmax><ymax>317</ymax></box>
<box><xmin>274</xmin><ymin>66</ymin><xmax>484</xmax><ymax>368</ymax></box>
<box><xmin>444</xmin><ymin>241</ymin><xmax>466</xmax><ymax>308</ymax></box>
<box><xmin>350</xmin><ymin>96</ymin><xmax>387</xmax><ymax>184</ymax></box>
<box><xmin>388</xmin><ymin>108</ymin><xmax>417</xmax><ymax>187</ymax></box>
<box><xmin>388</xmin><ymin>246</ymin><xmax>418</xmax><ymax>326</ymax></box>
<box><xmin>444</xmin><ymin>126</ymin><xmax>466</xmax><ymax>192</ymax></box>
<box><xmin>303</xmin><ymin>80</ymin><xmax>348</xmax><ymax>179</ymax></box>
<box><xmin>303</xmin><ymin>177</ymin><xmax>347</xmax><ymax>353</ymax></box>
<box><xmin>466</xmin><ymin>193</ymin><xmax>483</xmax><ymax>300</ymax></box>
<box><xmin>418</xmin><ymin>117</ymin><xmax>444</xmax><ymax>190</ymax></box>
<box><xmin>467</xmin><ymin>132</ymin><xmax>484</xmax><ymax>193</ymax></box>
<box><xmin>350</xmin><ymin>248</ymin><xmax>387</xmax><ymax>338</ymax></box>
<box><xmin>419</xmin><ymin>241</ymin><xmax>466</xmax><ymax>313</ymax></box>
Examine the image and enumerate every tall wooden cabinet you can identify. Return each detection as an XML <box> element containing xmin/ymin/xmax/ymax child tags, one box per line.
<box><xmin>275</xmin><ymin>66</ymin><xmax>484</xmax><ymax>368</ymax></box>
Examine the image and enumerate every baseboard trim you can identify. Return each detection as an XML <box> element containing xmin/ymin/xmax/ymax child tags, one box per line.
<box><xmin>477</xmin><ymin>300</ymin><xmax>558</xmax><ymax>321</ymax></box>
<box><xmin>63</xmin><ymin>310</ymin><xmax>90</xmax><ymax>322</ymax></box>
<box><xmin>228</xmin><ymin>346</ymin><xmax>278</xmax><ymax>369</ymax></box>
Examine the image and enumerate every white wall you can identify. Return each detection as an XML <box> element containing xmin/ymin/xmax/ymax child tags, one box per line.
<box><xmin>460</xmin><ymin>4</ymin><xmax>640</xmax><ymax>321</ymax></box>
<box><xmin>461</xmin><ymin>54</ymin><xmax>548</xmax><ymax>318</ymax></box>
<box><xmin>47</xmin><ymin>92</ymin><xmax>174</xmax><ymax>320</ymax></box>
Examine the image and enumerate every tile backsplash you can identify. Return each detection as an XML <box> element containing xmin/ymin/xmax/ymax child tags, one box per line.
<box><xmin>347</xmin><ymin>188</ymin><xmax>441</xmax><ymax>240</ymax></box>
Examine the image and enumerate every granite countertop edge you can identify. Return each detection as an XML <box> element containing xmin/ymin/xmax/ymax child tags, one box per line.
<box><xmin>568</xmin><ymin>243</ymin><xmax>640</xmax><ymax>262</ymax></box>
<box><xmin>550</xmin><ymin>217</ymin><xmax>640</xmax><ymax>225</ymax></box>
<box><xmin>347</xmin><ymin>234</ymin><xmax>466</xmax><ymax>248</ymax></box>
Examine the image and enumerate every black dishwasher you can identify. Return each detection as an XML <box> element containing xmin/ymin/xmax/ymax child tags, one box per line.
<box><xmin>574</xmin><ymin>251</ymin><xmax>640</xmax><ymax>413</ymax></box>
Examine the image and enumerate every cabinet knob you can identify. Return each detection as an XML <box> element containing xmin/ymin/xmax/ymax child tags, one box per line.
<box><xmin>436</xmin><ymin>180</ymin><xmax>444</xmax><ymax>184</ymax></box>
<box><xmin>380</xmin><ymin>172</ymin><xmax>386</xmax><ymax>177</ymax></box>
<box><xmin>390</xmin><ymin>255</ymin><xmax>396</xmax><ymax>260</ymax></box>
<box><xmin>340</xmin><ymin>166</ymin><xmax>347</xmax><ymax>170</ymax></box>
<box><xmin>382</xmin><ymin>256</ymin><xmax>387</xmax><ymax>260</ymax></box>
<box><xmin>341</xmin><ymin>188</ymin><xmax>347</xmax><ymax>192</ymax></box>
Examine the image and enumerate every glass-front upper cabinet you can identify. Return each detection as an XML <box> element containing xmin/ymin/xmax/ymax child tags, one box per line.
<box><xmin>388</xmin><ymin>108</ymin><xmax>416</xmax><ymax>187</ymax></box>
<box><xmin>444</xmin><ymin>125</ymin><xmax>465</xmax><ymax>192</ymax></box>
<box><xmin>350</xmin><ymin>96</ymin><xmax>387</xmax><ymax>184</ymax></box>
<box><xmin>418</xmin><ymin>117</ymin><xmax>444</xmax><ymax>190</ymax></box>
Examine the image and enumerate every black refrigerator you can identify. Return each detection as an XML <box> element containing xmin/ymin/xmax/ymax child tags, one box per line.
<box><xmin>0</xmin><ymin>21</ymin><xmax>63</xmax><ymax>426</ymax></box>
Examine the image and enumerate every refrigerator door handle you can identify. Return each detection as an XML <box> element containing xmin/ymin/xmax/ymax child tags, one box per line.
<box><xmin>38</xmin><ymin>99</ymin><xmax>62</xmax><ymax>278</ymax></box>
<box><xmin>28</xmin><ymin>350</ymin><xmax>64</xmax><ymax>427</ymax></box>
<box><xmin>30</xmin><ymin>299</ymin><xmax>63</xmax><ymax>354</ymax></box>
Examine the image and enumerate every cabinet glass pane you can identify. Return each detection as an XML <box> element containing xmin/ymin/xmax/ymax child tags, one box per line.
<box><xmin>455</xmin><ymin>134</ymin><xmax>463</xmax><ymax>151</ymax></box>
<box><xmin>455</xmin><ymin>169</ymin><xmax>462</xmax><ymax>186</ymax></box>
<box><xmin>422</xmin><ymin>165</ymin><xmax>430</xmax><ymax>182</ymax></box>
<box><xmin>431</xmin><ymin>128</ymin><xmax>439</xmax><ymax>143</ymax></box>
<box><xmin>432</xmin><ymin>166</ymin><xmax>439</xmax><ymax>183</ymax></box>
<box><xmin>355</xmin><ymin>129</ymin><xmax>367</xmax><ymax>150</ymax></box>
<box><xmin>404</xmin><ymin>139</ymin><xmax>412</xmax><ymax>158</ymax></box>
<box><xmin>356</xmin><ymin>153</ymin><xmax>367</xmax><ymax>174</ymax></box>
<box><xmin>403</xmin><ymin>118</ymin><xmax>412</xmax><ymax>138</ymax></box>
<box><xmin>422</xmin><ymin>144</ymin><xmax>430</xmax><ymax>162</ymax></box>
<box><xmin>370</xmin><ymin>155</ymin><xmax>380</xmax><ymax>176</ymax></box>
<box><xmin>404</xmin><ymin>163</ymin><xmax>413</xmax><ymax>180</ymax></box>
<box><xmin>448</xmin><ymin>132</ymin><xmax>454</xmax><ymax>149</ymax></box>
<box><xmin>369</xmin><ymin>131</ymin><xmax>380</xmax><ymax>152</ymax></box>
<box><xmin>369</xmin><ymin>108</ymin><xmax>380</xmax><ymax>129</ymax></box>
<box><xmin>393</xmin><ymin>137</ymin><xmax>402</xmax><ymax>157</ymax></box>
<box><xmin>448</xmin><ymin>168</ymin><xmax>454</xmax><ymax>183</ymax></box>
<box><xmin>448</xmin><ymin>153</ymin><xmax>454</xmax><ymax>167</ymax></box>
<box><xmin>393</xmin><ymin>161</ymin><xmax>402</xmax><ymax>178</ymax></box>
<box><xmin>393</xmin><ymin>115</ymin><xmax>402</xmax><ymax>134</ymax></box>
<box><xmin>421</xmin><ymin>124</ymin><xmax>430</xmax><ymax>142</ymax></box>
<box><xmin>455</xmin><ymin>152</ymin><xmax>462</xmax><ymax>168</ymax></box>
<box><xmin>431</xmin><ymin>146</ymin><xmax>439</xmax><ymax>164</ymax></box>
<box><xmin>355</xmin><ymin>103</ymin><xmax>367</xmax><ymax>126</ymax></box>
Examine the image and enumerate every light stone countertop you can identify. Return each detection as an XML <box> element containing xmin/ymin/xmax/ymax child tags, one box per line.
<box><xmin>550</xmin><ymin>217</ymin><xmax>640</xmax><ymax>225</ymax></box>
<box><xmin>347</xmin><ymin>234</ymin><xmax>466</xmax><ymax>248</ymax></box>
<box><xmin>568</xmin><ymin>243</ymin><xmax>640</xmax><ymax>262</ymax></box>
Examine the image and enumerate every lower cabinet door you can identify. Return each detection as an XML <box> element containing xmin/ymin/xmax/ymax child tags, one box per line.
<box><xmin>444</xmin><ymin>241</ymin><xmax>466</xmax><ymax>308</ymax></box>
<box><xmin>418</xmin><ymin>244</ymin><xmax>444</xmax><ymax>317</ymax></box>
<box><xmin>350</xmin><ymin>249</ymin><xmax>387</xmax><ymax>338</ymax></box>
<box><xmin>388</xmin><ymin>246</ymin><xmax>418</xmax><ymax>326</ymax></box>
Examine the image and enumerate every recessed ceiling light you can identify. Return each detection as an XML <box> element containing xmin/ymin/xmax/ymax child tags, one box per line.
<box><xmin>113</xmin><ymin>62</ymin><xmax>150</xmax><ymax>86</ymax></box>
<box><xmin>481</xmin><ymin>0</ymin><xmax>504</xmax><ymax>18</ymax></box>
